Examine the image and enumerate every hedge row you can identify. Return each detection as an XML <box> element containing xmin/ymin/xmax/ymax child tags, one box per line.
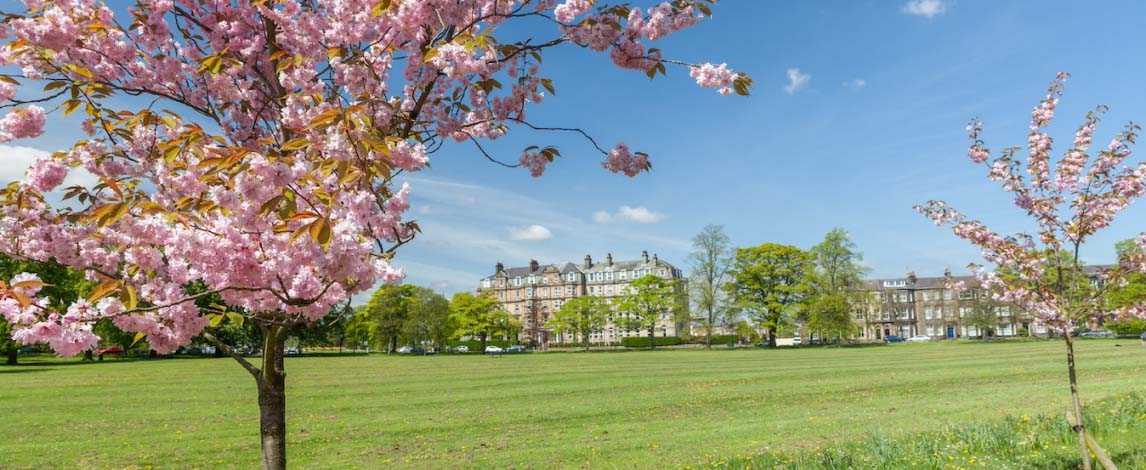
<box><xmin>621</xmin><ymin>336</ymin><xmax>683</xmax><ymax>348</ymax></box>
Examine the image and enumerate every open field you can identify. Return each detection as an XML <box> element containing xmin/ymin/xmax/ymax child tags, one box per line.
<box><xmin>1</xmin><ymin>340</ymin><xmax>1145</xmax><ymax>469</ymax></box>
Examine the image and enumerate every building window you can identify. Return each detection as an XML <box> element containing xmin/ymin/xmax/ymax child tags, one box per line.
<box><xmin>619</xmin><ymin>271</ymin><xmax>627</xmax><ymax>280</ymax></box>
<box><xmin>606</xmin><ymin>271</ymin><xmax>614</xmax><ymax>281</ymax></box>
<box><xmin>541</xmin><ymin>287</ymin><xmax>548</xmax><ymax>297</ymax></box>
<box><xmin>499</xmin><ymin>279</ymin><xmax>505</xmax><ymax>287</ymax></box>
<box><xmin>542</xmin><ymin>276</ymin><xmax>548</xmax><ymax>284</ymax></box>
<box><xmin>482</xmin><ymin>279</ymin><xmax>491</xmax><ymax>288</ymax></box>
<box><xmin>659</xmin><ymin>269</ymin><xmax>667</xmax><ymax>276</ymax></box>
<box><xmin>528</xmin><ymin>275</ymin><xmax>536</xmax><ymax>284</ymax></box>
<box><xmin>498</xmin><ymin>292</ymin><xmax>504</xmax><ymax>300</ymax></box>
<box><xmin>566</xmin><ymin>286</ymin><xmax>573</xmax><ymax>295</ymax></box>
<box><xmin>526</xmin><ymin>288</ymin><xmax>533</xmax><ymax>297</ymax></box>
<box><xmin>882</xmin><ymin>280</ymin><xmax>906</xmax><ymax>287</ymax></box>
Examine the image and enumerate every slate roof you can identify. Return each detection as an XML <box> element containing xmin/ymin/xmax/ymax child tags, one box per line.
<box><xmin>863</xmin><ymin>265</ymin><xmax>1115</xmax><ymax>291</ymax></box>
<box><xmin>483</xmin><ymin>254</ymin><xmax>678</xmax><ymax>280</ymax></box>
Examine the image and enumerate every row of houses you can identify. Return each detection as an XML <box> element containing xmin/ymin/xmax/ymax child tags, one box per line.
<box><xmin>476</xmin><ymin>253</ymin><xmax>1088</xmax><ymax>345</ymax></box>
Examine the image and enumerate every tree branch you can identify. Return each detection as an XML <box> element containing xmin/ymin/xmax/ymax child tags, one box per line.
<box><xmin>203</xmin><ymin>332</ymin><xmax>261</xmax><ymax>378</ymax></box>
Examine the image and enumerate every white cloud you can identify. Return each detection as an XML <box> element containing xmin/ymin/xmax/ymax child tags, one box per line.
<box><xmin>0</xmin><ymin>145</ymin><xmax>99</xmax><ymax>199</ymax></box>
<box><xmin>843</xmin><ymin>79</ymin><xmax>867</xmax><ymax>90</ymax></box>
<box><xmin>507</xmin><ymin>224</ymin><xmax>553</xmax><ymax>241</ymax></box>
<box><xmin>902</xmin><ymin>0</ymin><xmax>947</xmax><ymax>19</ymax></box>
<box><xmin>783</xmin><ymin>68</ymin><xmax>811</xmax><ymax>95</ymax></box>
<box><xmin>592</xmin><ymin>206</ymin><xmax>667</xmax><ymax>224</ymax></box>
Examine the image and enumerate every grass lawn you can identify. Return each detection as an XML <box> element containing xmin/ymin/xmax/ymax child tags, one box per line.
<box><xmin>1</xmin><ymin>340</ymin><xmax>1144</xmax><ymax>469</ymax></box>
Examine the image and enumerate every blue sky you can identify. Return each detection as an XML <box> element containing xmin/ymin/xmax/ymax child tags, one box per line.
<box><xmin>4</xmin><ymin>0</ymin><xmax>1146</xmax><ymax>299</ymax></box>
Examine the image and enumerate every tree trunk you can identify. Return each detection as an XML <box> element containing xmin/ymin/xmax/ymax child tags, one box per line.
<box><xmin>258</xmin><ymin>330</ymin><xmax>288</xmax><ymax>470</ymax></box>
<box><xmin>479</xmin><ymin>333</ymin><xmax>487</xmax><ymax>354</ymax></box>
<box><xmin>5</xmin><ymin>349</ymin><xmax>16</xmax><ymax>365</ymax></box>
<box><xmin>768</xmin><ymin>328</ymin><xmax>777</xmax><ymax>348</ymax></box>
<box><xmin>705</xmin><ymin>326</ymin><xmax>712</xmax><ymax>349</ymax></box>
<box><xmin>83</xmin><ymin>350</ymin><xmax>94</xmax><ymax>361</ymax></box>
<box><xmin>648</xmin><ymin>328</ymin><xmax>656</xmax><ymax>350</ymax></box>
<box><xmin>1064</xmin><ymin>333</ymin><xmax>1092</xmax><ymax>470</ymax></box>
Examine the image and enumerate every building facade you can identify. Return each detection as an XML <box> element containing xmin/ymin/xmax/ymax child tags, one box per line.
<box><xmin>477</xmin><ymin>251</ymin><xmax>687</xmax><ymax>345</ymax></box>
<box><xmin>854</xmin><ymin>270</ymin><xmax>1048</xmax><ymax>341</ymax></box>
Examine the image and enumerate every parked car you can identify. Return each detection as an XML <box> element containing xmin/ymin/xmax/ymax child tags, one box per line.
<box><xmin>791</xmin><ymin>337</ymin><xmax>803</xmax><ymax>346</ymax></box>
<box><xmin>885</xmin><ymin>335</ymin><xmax>906</xmax><ymax>343</ymax></box>
<box><xmin>1080</xmin><ymin>330</ymin><xmax>1114</xmax><ymax>338</ymax></box>
<box><xmin>506</xmin><ymin>345</ymin><xmax>526</xmax><ymax>353</ymax></box>
<box><xmin>484</xmin><ymin>345</ymin><xmax>503</xmax><ymax>353</ymax></box>
<box><xmin>905</xmin><ymin>335</ymin><xmax>932</xmax><ymax>343</ymax></box>
<box><xmin>397</xmin><ymin>346</ymin><xmax>414</xmax><ymax>354</ymax></box>
<box><xmin>455</xmin><ymin>345</ymin><xmax>470</xmax><ymax>353</ymax></box>
<box><xmin>284</xmin><ymin>347</ymin><xmax>301</xmax><ymax>356</ymax></box>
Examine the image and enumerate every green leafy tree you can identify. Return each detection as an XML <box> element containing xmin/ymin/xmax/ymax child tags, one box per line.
<box><xmin>725</xmin><ymin>244</ymin><xmax>812</xmax><ymax>348</ymax></box>
<box><xmin>547</xmin><ymin>296</ymin><xmax>609</xmax><ymax>351</ymax></box>
<box><xmin>806</xmin><ymin>229</ymin><xmax>869</xmax><ymax>344</ymax></box>
<box><xmin>963</xmin><ymin>296</ymin><xmax>1003</xmax><ymax>340</ymax></box>
<box><xmin>0</xmin><ymin>255</ymin><xmax>91</xmax><ymax>364</ymax></box>
<box><xmin>293</xmin><ymin>301</ymin><xmax>355</xmax><ymax>351</ymax></box>
<box><xmin>402</xmin><ymin>289</ymin><xmax>451</xmax><ymax>351</ymax></box>
<box><xmin>1107</xmin><ymin>239</ymin><xmax>1146</xmax><ymax>334</ymax></box>
<box><xmin>687</xmin><ymin>225</ymin><xmax>736</xmax><ymax>348</ymax></box>
<box><xmin>618</xmin><ymin>275</ymin><xmax>680</xmax><ymax>350</ymax></box>
<box><xmin>449</xmin><ymin>292</ymin><xmax>505</xmax><ymax>353</ymax></box>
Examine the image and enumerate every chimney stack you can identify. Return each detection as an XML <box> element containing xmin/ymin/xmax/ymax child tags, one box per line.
<box><xmin>606</xmin><ymin>253</ymin><xmax>613</xmax><ymax>266</ymax></box>
<box><xmin>944</xmin><ymin>267</ymin><xmax>951</xmax><ymax>279</ymax></box>
<box><xmin>653</xmin><ymin>253</ymin><xmax>658</xmax><ymax>264</ymax></box>
<box><xmin>641</xmin><ymin>250</ymin><xmax>649</xmax><ymax>262</ymax></box>
<box><xmin>584</xmin><ymin>254</ymin><xmax>592</xmax><ymax>269</ymax></box>
<box><xmin>530</xmin><ymin>259</ymin><xmax>539</xmax><ymax>272</ymax></box>
<box><xmin>495</xmin><ymin>262</ymin><xmax>504</xmax><ymax>273</ymax></box>
<box><xmin>907</xmin><ymin>271</ymin><xmax>917</xmax><ymax>284</ymax></box>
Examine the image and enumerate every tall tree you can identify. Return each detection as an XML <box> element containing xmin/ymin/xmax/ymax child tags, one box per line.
<box><xmin>547</xmin><ymin>295</ymin><xmax>609</xmax><ymax>351</ymax></box>
<box><xmin>360</xmin><ymin>285</ymin><xmax>416</xmax><ymax>353</ymax></box>
<box><xmin>725</xmin><ymin>244</ymin><xmax>811</xmax><ymax>348</ymax></box>
<box><xmin>917</xmin><ymin>73</ymin><xmax>1146</xmax><ymax>469</ymax></box>
<box><xmin>403</xmin><ymin>288</ymin><xmax>451</xmax><ymax>352</ymax></box>
<box><xmin>805</xmin><ymin>229</ymin><xmax>869</xmax><ymax>344</ymax></box>
<box><xmin>449</xmin><ymin>292</ymin><xmax>505</xmax><ymax>353</ymax></box>
<box><xmin>618</xmin><ymin>275</ymin><xmax>680</xmax><ymax>349</ymax></box>
<box><xmin>0</xmin><ymin>2</ymin><xmax>749</xmax><ymax>468</ymax></box>
<box><xmin>687</xmin><ymin>224</ymin><xmax>736</xmax><ymax>348</ymax></box>
<box><xmin>963</xmin><ymin>295</ymin><xmax>1002</xmax><ymax>340</ymax></box>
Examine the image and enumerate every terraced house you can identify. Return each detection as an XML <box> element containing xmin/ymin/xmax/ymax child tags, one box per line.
<box><xmin>477</xmin><ymin>251</ymin><xmax>687</xmax><ymax>346</ymax></box>
<box><xmin>855</xmin><ymin>270</ymin><xmax>1049</xmax><ymax>341</ymax></box>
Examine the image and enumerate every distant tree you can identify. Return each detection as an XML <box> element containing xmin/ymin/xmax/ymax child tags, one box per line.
<box><xmin>1107</xmin><ymin>239</ymin><xmax>1146</xmax><ymax>333</ymax></box>
<box><xmin>732</xmin><ymin>320</ymin><xmax>760</xmax><ymax>344</ymax></box>
<box><xmin>687</xmin><ymin>225</ymin><xmax>736</xmax><ymax>348</ymax></box>
<box><xmin>403</xmin><ymin>289</ymin><xmax>451</xmax><ymax>351</ymax></box>
<box><xmin>490</xmin><ymin>310</ymin><xmax>522</xmax><ymax>343</ymax></box>
<box><xmin>294</xmin><ymin>301</ymin><xmax>354</xmax><ymax>351</ymax></box>
<box><xmin>806</xmin><ymin>229</ymin><xmax>869</xmax><ymax>344</ymax></box>
<box><xmin>547</xmin><ymin>296</ymin><xmax>609</xmax><ymax>351</ymax></box>
<box><xmin>725</xmin><ymin>244</ymin><xmax>812</xmax><ymax>348</ymax></box>
<box><xmin>449</xmin><ymin>292</ymin><xmax>505</xmax><ymax>353</ymax></box>
<box><xmin>356</xmin><ymin>285</ymin><xmax>417</xmax><ymax>353</ymax></box>
<box><xmin>963</xmin><ymin>296</ymin><xmax>1003</xmax><ymax>340</ymax></box>
<box><xmin>618</xmin><ymin>275</ymin><xmax>680</xmax><ymax>349</ymax></box>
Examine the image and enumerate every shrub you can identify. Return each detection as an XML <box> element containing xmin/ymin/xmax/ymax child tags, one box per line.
<box><xmin>620</xmin><ymin>336</ymin><xmax>682</xmax><ymax>348</ymax></box>
<box><xmin>1108</xmin><ymin>319</ymin><xmax>1146</xmax><ymax>335</ymax></box>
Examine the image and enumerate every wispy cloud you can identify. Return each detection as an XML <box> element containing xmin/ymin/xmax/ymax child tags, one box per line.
<box><xmin>783</xmin><ymin>68</ymin><xmax>811</xmax><ymax>95</ymax></box>
<box><xmin>843</xmin><ymin>78</ymin><xmax>867</xmax><ymax>90</ymax></box>
<box><xmin>592</xmin><ymin>206</ymin><xmax>667</xmax><ymax>224</ymax></box>
<box><xmin>902</xmin><ymin>0</ymin><xmax>947</xmax><ymax>19</ymax></box>
<box><xmin>507</xmin><ymin>224</ymin><xmax>553</xmax><ymax>241</ymax></box>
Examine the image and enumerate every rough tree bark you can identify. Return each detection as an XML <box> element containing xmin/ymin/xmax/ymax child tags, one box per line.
<box><xmin>5</xmin><ymin>349</ymin><xmax>16</xmax><ymax>365</ymax></box>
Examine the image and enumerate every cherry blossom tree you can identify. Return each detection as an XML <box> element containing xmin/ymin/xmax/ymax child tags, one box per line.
<box><xmin>0</xmin><ymin>1</ymin><xmax>750</xmax><ymax>468</ymax></box>
<box><xmin>916</xmin><ymin>73</ymin><xmax>1146</xmax><ymax>470</ymax></box>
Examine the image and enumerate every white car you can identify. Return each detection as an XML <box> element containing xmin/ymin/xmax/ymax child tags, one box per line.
<box><xmin>792</xmin><ymin>337</ymin><xmax>802</xmax><ymax>345</ymax></box>
<box><xmin>484</xmin><ymin>345</ymin><xmax>503</xmax><ymax>353</ymax></box>
<box><xmin>397</xmin><ymin>346</ymin><xmax>414</xmax><ymax>354</ymax></box>
<box><xmin>455</xmin><ymin>345</ymin><xmax>469</xmax><ymax>353</ymax></box>
<box><xmin>905</xmin><ymin>335</ymin><xmax>932</xmax><ymax>343</ymax></box>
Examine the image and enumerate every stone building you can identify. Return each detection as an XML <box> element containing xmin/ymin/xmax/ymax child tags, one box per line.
<box><xmin>854</xmin><ymin>270</ymin><xmax>1048</xmax><ymax>340</ymax></box>
<box><xmin>477</xmin><ymin>251</ymin><xmax>687</xmax><ymax>345</ymax></box>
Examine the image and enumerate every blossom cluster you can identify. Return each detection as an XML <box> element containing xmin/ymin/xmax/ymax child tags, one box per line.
<box><xmin>918</xmin><ymin>74</ymin><xmax>1146</xmax><ymax>330</ymax></box>
<box><xmin>0</xmin><ymin>0</ymin><xmax>743</xmax><ymax>356</ymax></box>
